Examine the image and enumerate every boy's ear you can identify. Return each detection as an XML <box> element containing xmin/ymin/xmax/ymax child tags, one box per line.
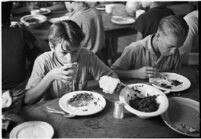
<box><xmin>155</xmin><ymin>32</ymin><xmax>160</xmax><ymax>40</ymax></box>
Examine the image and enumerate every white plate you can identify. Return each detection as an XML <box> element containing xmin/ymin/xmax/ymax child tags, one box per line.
<box><xmin>111</xmin><ymin>16</ymin><xmax>135</xmax><ymax>25</ymax></box>
<box><xmin>96</xmin><ymin>5</ymin><xmax>105</xmax><ymax>10</ymax></box>
<box><xmin>20</xmin><ymin>14</ymin><xmax>47</xmax><ymax>28</ymax></box>
<box><xmin>149</xmin><ymin>72</ymin><xmax>191</xmax><ymax>93</ymax></box>
<box><xmin>119</xmin><ymin>83</ymin><xmax>169</xmax><ymax>119</ymax></box>
<box><xmin>10</xmin><ymin>121</ymin><xmax>54</xmax><ymax>138</ymax></box>
<box><xmin>49</xmin><ymin>16</ymin><xmax>70</xmax><ymax>23</ymax></box>
<box><xmin>59</xmin><ymin>91</ymin><xmax>106</xmax><ymax>116</ymax></box>
<box><xmin>161</xmin><ymin>97</ymin><xmax>200</xmax><ymax>137</ymax></box>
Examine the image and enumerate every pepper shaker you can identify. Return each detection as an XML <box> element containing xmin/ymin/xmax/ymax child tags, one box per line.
<box><xmin>113</xmin><ymin>101</ymin><xmax>124</xmax><ymax>119</ymax></box>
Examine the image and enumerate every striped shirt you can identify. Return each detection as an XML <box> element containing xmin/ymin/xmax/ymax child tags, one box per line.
<box><xmin>26</xmin><ymin>48</ymin><xmax>117</xmax><ymax>100</ymax></box>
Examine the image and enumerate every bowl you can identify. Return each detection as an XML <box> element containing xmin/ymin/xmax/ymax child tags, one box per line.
<box><xmin>20</xmin><ymin>14</ymin><xmax>47</xmax><ymax>28</ymax></box>
<box><xmin>119</xmin><ymin>83</ymin><xmax>169</xmax><ymax>119</ymax></box>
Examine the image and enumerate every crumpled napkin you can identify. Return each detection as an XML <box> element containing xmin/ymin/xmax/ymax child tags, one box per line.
<box><xmin>99</xmin><ymin>76</ymin><xmax>120</xmax><ymax>94</ymax></box>
<box><xmin>2</xmin><ymin>90</ymin><xmax>12</xmax><ymax>108</ymax></box>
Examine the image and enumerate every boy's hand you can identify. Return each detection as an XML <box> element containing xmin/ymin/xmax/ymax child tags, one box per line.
<box><xmin>135</xmin><ymin>66</ymin><xmax>158</xmax><ymax>79</ymax></box>
<box><xmin>47</xmin><ymin>65</ymin><xmax>75</xmax><ymax>83</ymax></box>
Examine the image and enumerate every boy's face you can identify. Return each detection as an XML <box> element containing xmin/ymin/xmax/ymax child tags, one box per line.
<box><xmin>53</xmin><ymin>42</ymin><xmax>80</xmax><ymax>64</ymax></box>
<box><xmin>156</xmin><ymin>31</ymin><xmax>184</xmax><ymax>56</ymax></box>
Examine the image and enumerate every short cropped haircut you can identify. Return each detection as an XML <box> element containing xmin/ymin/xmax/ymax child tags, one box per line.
<box><xmin>48</xmin><ymin>20</ymin><xmax>84</xmax><ymax>49</ymax></box>
<box><xmin>158</xmin><ymin>15</ymin><xmax>189</xmax><ymax>40</ymax></box>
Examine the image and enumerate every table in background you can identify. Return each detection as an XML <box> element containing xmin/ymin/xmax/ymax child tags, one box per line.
<box><xmin>12</xmin><ymin>5</ymin><xmax>136</xmax><ymax>64</ymax></box>
<box><xmin>18</xmin><ymin>66</ymin><xmax>199</xmax><ymax>138</ymax></box>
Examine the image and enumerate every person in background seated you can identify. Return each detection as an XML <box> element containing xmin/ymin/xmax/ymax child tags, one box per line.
<box><xmin>12</xmin><ymin>1</ymin><xmax>66</xmax><ymax>15</ymax></box>
<box><xmin>64</xmin><ymin>1</ymin><xmax>105</xmax><ymax>62</ymax></box>
<box><xmin>179</xmin><ymin>10</ymin><xmax>198</xmax><ymax>65</ymax></box>
<box><xmin>25</xmin><ymin>20</ymin><xmax>118</xmax><ymax>105</ymax></box>
<box><xmin>2</xmin><ymin>2</ymin><xmax>41</xmax><ymax>90</ymax></box>
<box><xmin>134</xmin><ymin>1</ymin><xmax>174</xmax><ymax>41</ymax></box>
<box><xmin>2</xmin><ymin>2</ymin><xmax>37</xmax><ymax>137</ymax></box>
<box><xmin>111</xmin><ymin>15</ymin><xmax>189</xmax><ymax>79</ymax></box>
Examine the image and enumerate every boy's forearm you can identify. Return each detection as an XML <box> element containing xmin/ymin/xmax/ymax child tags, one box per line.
<box><xmin>113</xmin><ymin>69</ymin><xmax>139</xmax><ymax>79</ymax></box>
<box><xmin>25</xmin><ymin>73</ymin><xmax>53</xmax><ymax>104</ymax></box>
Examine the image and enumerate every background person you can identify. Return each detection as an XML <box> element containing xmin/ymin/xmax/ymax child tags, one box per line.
<box><xmin>111</xmin><ymin>15</ymin><xmax>189</xmax><ymax>79</ymax></box>
<box><xmin>179</xmin><ymin>10</ymin><xmax>198</xmax><ymax>65</ymax></box>
<box><xmin>64</xmin><ymin>1</ymin><xmax>105</xmax><ymax>62</ymax></box>
<box><xmin>2</xmin><ymin>2</ymin><xmax>41</xmax><ymax>90</ymax></box>
<box><xmin>134</xmin><ymin>1</ymin><xmax>174</xmax><ymax>41</ymax></box>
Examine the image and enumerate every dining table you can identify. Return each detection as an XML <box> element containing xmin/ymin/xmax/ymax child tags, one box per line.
<box><xmin>11</xmin><ymin>4</ymin><xmax>137</xmax><ymax>64</ymax></box>
<box><xmin>16</xmin><ymin>66</ymin><xmax>199</xmax><ymax>138</ymax></box>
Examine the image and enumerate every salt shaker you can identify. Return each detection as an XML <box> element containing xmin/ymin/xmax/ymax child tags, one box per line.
<box><xmin>113</xmin><ymin>101</ymin><xmax>124</xmax><ymax>119</ymax></box>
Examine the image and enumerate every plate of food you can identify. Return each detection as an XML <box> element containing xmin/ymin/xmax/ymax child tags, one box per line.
<box><xmin>20</xmin><ymin>14</ymin><xmax>47</xmax><ymax>28</ymax></box>
<box><xmin>49</xmin><ymin>16</ymin><xmax>70</xmax><ymax>24</ymax></box>
<box><xmin>161</xmin><ymin>97</ymin><xmax>200</xmax><ymax>137</ymax></box>
<box><xmin>119</xmin><ymin>83</ymin><xmax>169</xmax><ymax>119</ymax></box>
<box><xmin>31</xmin><ymin>8</ymin><xmax>51</xmax><ymax>15</ymax></box>
<box><xmin>59</xmin><ymin>91</ymin><xmax>106</xmax><ymax>116</ymax></box>
<box><xmin>149</xmin><ymin>72</ymin><xmax>191</xmax><ymax>93</ymax></box>
<box><xmin>111</xmin><ymin>16</ymin><xmax>135</xmax><ymax>25</ymax></box>
<box><xmin>10</xmin><ymin>121</ymin><xmax>54</xmax><ymax>138</ymax></box>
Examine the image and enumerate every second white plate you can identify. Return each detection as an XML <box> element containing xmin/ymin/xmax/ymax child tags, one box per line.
<box><xmin>10</xmin><ymin>121</ymin><xmax>54</xmax><ymax>138</ymax></box>
<box><xmin>149</xmin><ymin>72</ymin><xmax>191</xmax><ymax>92</ymax></box>
<box><xmin>111</xmin><ymin>16</ymin><xmax>135</xmax><ymax>25</ymax></box>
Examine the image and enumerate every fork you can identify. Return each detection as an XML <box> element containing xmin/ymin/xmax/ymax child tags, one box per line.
<box><xmin>46</xmin><ymin>107</ymin><xmax>75</xmax><ymax>118</ymax></box>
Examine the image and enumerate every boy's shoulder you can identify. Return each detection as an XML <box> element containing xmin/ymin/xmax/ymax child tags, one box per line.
<box><xmin>125</xmin><ymin>38</ymin><xmax>149</xmax><ymax>52</ymax></box>
<box><xmin>36</xmin><ymin>51</ymin><xmax>54</xmax><ymax>62</ymax></box>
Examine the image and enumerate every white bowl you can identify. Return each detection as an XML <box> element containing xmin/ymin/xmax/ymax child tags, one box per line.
<box><xmin>119</xmin><ymin>83</ymin><xmax>169</xmax><ymax>119</ymax></box>
<box><xmin>20</xmin><ymin>14</ymin><xmax>47</xmax><ymax>28</ymax></box>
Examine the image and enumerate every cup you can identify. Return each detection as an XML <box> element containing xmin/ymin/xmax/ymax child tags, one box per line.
<box><xmin>105</xmin><ymin>4</ymin><xmax>114</xmax><ymax>14</ymax></box>
<box><xmin>113</xmin><ymin>101</ymin><xmax>124</xmax><ymax>119</ymax></box>
<box><xmin>64</xmin><ymin>62</ymin><xmax>79</xmax><ymax>91</ymax></box>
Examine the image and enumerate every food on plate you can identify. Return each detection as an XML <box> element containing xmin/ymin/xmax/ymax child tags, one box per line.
<box><xmin>24</xmin><ymin>18</ymin><xmax>39</xmax><ymax>24</ymax></box>
<box><xmin>129</xmin><ymin>94</ymin><xmax>159</xmax><ymax>112</ymax></box>
<box><xmin>161</xmin><ymin>83</ymin><xmax>172</xmax><ymax>89</ymax></box>
<box><xmin>171</xmin><ymin>80</ymin><xmax>182</xmax><ymax>86</ymax></box>
<box><xmin>39</xmin><ymin>8</ymin><xmax>49</xmax><ymax>14</ymax></box>
<box><xmin>68</xmin><ymin>93</ymin><xmax>95</xmax><ymax>107</ymax></box>
<box><xmin>176</xmin><ymin>123</ymin><xmax>199</xmax><ymax>133</ymax></box>
<box><xmin>112</xmin><ymin>17</ymin><xmax>127</xmax><ymax>22</ymax></box>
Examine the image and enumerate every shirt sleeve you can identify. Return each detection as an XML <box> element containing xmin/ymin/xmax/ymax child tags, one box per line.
<box><xmin>25</xmin><ymin>55</ymin><xmax>47</xmax><ymax>89</ymax></box>
<box><xmin>111</xmin><ymin>44</ymin><xmax>136</xmax><ymax>70</ymax></box>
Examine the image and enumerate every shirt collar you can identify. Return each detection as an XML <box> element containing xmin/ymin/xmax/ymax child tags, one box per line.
<box><xmin>146</xmin><ymin>34</ymin><xmax>157</xmax><ymax>56</ymax></box>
